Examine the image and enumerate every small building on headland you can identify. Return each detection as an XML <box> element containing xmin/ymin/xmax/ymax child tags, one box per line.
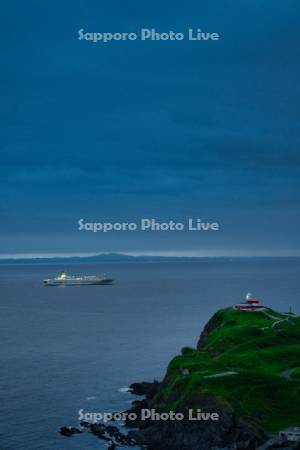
<box><xmin>234</xmin><ymin>293</ymin><xmax>266</xmax><ymax>311</ymax></box>
<box><xmin>279</xmin><ymin>427</ymin><xmax>300</xmax><ymax>443</ymax></box>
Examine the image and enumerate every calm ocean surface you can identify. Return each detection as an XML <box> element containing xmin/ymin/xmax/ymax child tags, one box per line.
<box><xmin>0</xmin><ymin>259</ymin><xmax>299</xmax><ymax>450</ymax></box>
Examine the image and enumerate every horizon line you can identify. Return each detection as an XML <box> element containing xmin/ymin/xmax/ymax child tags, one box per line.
<box><xmin>0</xmin><ymin>251</ymin><xmax>300</xmax><ymax>260</ymax></box>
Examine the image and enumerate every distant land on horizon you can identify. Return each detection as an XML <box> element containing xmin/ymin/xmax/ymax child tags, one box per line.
<box><xmin>0</xmin><ymin>253</ymin><xmax>299</xmax><ymax>265</ymax></box>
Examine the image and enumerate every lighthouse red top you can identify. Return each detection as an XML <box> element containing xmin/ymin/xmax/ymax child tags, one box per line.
<box><xmin>234</xmin><ymin>293</ymin><xmax>266</xmax><ymax>311</ymax></box>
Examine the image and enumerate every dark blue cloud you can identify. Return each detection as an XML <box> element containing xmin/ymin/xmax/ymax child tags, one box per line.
<box><xmin>0</xmin><ymin>0</ymin><xmax>300</xmax><ymax>255</ymax></box>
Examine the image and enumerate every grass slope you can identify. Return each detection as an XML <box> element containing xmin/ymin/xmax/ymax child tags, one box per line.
<box><xmin>157</xmin><ymin>308</ymin><xmax>300</xmax><ymax>431</ymax></box>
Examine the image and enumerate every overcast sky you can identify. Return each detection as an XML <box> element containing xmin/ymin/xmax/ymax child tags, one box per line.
<box><xmin>0</xmin><ymin>0</ymin><xmax>300</xmax><ymax>257</ymax></box>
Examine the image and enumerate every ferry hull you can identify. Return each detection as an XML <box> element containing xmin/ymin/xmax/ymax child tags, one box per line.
<box><xmin>43</xmin><ymin>279</ymin><xmax>113</xmax><ymax>286</ymax></box>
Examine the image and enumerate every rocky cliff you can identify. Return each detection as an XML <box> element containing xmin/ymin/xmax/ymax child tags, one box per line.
<box><xmin>126</xmin><ymin>307</ymin><xmax>300</xmax><ymax>449</ymax></box>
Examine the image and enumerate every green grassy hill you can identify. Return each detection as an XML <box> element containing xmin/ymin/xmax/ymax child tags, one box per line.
<box><xmin>155</xmin><ymin>308</ymin><xmax>300</xmax><ymax>432</ymax></box>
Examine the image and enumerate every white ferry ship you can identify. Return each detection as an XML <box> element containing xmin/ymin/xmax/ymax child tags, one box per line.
<box><xmin>43</xmin><ymin>271</ymin><xmax>113</xmax><ymax>286</ymax></box>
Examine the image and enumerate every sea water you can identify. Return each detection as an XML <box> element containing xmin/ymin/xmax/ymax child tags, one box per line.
<box><xmin>0</xmin><ymin>259</ymin><xmax>299</xmax><ymax>449</ymax></box>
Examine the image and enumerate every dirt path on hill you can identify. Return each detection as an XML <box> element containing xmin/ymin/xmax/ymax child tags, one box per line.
<box><xmin>203</xmin><ymin>371</ymin><xmax>237</xmax><ymax>379</ymax></box>
<box><xmin>262</xmin><ymin>311</ymin><xmax>295</xmax><ymax>329</ymax></box>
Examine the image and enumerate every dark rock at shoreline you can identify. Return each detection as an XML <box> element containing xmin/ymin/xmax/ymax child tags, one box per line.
<box><xmin>108</xmin><ymin>444</ymin><xmax>117</xmax><ymax>450</ymax></box>
<box><xmin>79</xmin><ymin>420</ymin><xmax>91</xmax><ymax>428</ymax></box>
<box><xmin>134</xmin><ymin>421</ymin><xmax>265</xmax><ymax>450</ymax></box>
<box><xmin>59</xmin><ymin>426</ymin><xmax>82</xmax><ymax>437</ymax></box>
<box><xmin>78</xmin><ymin>420</ymin><xmax>136</xmax><ymax>446</ymax></box>
<box><xmin>126</xmin><ymin>395</ymin><xmax>266</xmax><ymax>450</ymax></box>
<box><xmin>90</xmin><ymin>423</ymin><xmax>111</xmax><ymax>440</ymax></box>
<box><xmin>129</xmin><ymin>381</ymin><xmax>161</xmax><ymax>399</ymax></box>
<box><xmin>125</xmin><ymin>399</ymin><xmax>149</xmax><ymax>428</ymax></box>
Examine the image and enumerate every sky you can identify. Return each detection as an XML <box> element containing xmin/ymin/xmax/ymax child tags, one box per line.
<box><xmin>0</xmin><ymin>0</ymin><xmax>300</xmax><ymax>257</ymax></box>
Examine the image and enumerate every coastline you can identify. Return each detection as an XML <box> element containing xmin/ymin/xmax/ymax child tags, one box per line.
<box><xmin>60</xmin><ymin>304</ymin><xmax>300</xmax><ymax>449</ymax></box>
